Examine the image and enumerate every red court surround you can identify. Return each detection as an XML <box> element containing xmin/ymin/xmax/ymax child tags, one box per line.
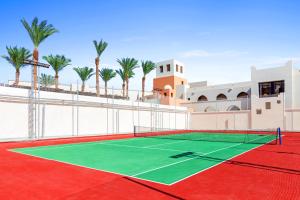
<box><xmin>0</xmin><ymin>132</ymin><xmax>299</xmax><ymax>200</ymax></box>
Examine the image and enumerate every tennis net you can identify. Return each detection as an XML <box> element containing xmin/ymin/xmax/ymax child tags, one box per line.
<box><xmin>133</xmin><ymin>126</ymin><xmax>278</xmax><ymax>145</ymax></box>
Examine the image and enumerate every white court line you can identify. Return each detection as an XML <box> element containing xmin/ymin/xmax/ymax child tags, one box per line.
<box><xmin>10</xmin><ymin>134</ymin><xmax>275</xmax><ymax>185</ymax></box>
<box><xmin>9</xmin><ymin>135</ymin><xmax>273</xmax><ymax>186</ymax></box>
<box><xmin>145</xmin><ymin>140</ymin><xmax>188</xmax><ymax>148</ymax></box>
<box><xmin>99</xmin><ymin>142</ymin><xmax>205</xmax><ymax>154</ymax></box>
<box><xmin>131</xmin><ymin>135</ymin><xmax>270</xmax><ymax>177</ymax></box>
<box><xmin>8</xmin><ymin>149</ymin><xmax>168</xmax><ymax>186</ymax></box>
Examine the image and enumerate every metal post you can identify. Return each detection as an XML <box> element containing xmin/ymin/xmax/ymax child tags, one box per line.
<box><xmin>37</xmin><ymin>65</ymin><xmax>41</xmax><ymax>139</ymax></box>
<box><xmin>277</xmin><ymin>127</ymin><xmax>282</xmax><ymax>145</ymax></box>
<box><xmin>174</xmin><ymin>99</ymin><xmax>177</xmax><ymax>130</ymax></box>
<box><xmin>150</xmin><ymin>102</ymin><xmax>153</xmax><ymax>130</ymax></box>
<box><xmin>72</xmin><ymin>93</ymin><xmax>74</xmax><ymax>136</ymax></box>
<box><xmin>138</xmin><ymin>91</ymin><xmax>140</xmax><ymax>129</ymax></box>
<box><xmin>112</xmin><ymin>87</ymin><xmax>115</xmax><ymax>134</ymax></box>
<box><xmin>28</xmin><ymin>64</ymin><xmax>34</xmax><ymax>139</ymax></box>
<box><xmin>76</xmin><ymin>80</ymin><xmax>79</xmax><ymax>136</ymax></box>
<box><xmin>42</xmin><ymin>104</ymin><xmax>45</xmax><ymax>138</ymax></box>
<box><xmin>106</xmin><ymin>88</ymin><xmax>109</xmax><ymax>135</ymax></box>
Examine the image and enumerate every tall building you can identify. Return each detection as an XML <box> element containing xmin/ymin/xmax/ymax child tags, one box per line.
<box><xmin>153</xmin><ymin>59</ymin><xmax>187</xmax><ymax>105</ymax></box>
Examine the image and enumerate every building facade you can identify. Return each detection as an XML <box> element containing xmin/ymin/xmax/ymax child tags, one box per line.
<box><xmin>153</xmin><ymin>59</ymin><xmax>300</xmax><ymax>131</ymax></box>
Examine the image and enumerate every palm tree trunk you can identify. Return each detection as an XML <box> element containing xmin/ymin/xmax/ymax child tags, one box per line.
<box><xmin>126</xmin><ymin>79</ymin><xmax>129</xmax><ymax>99</ymax></box>
<box><xmin>81</xmin><ymin>82</ymin><xmax>85</xmax><ymax>92</ymax></box>
<box><xmin>15</xmin><ymin>69</ymin><xmax>20</xmax><ymax>86</ymax></box>
<box><xmin>33</xmin><ymin>48</ymin><xmax>39</xmax><ymax>91</ymax></box>
<box><xmin>142</xmin><ymin>76</ymin><xmax>146</xmax><ymax>101</ymax></box>
<box><xmin>55</xmin><ymin>72</ymin><xmax>59</xmax><ymax>89</ymax></box>
<box><xmin>95</xmin><ymin>57</ymin><xmax>100</xmax><ymax>96</ymax></box>
<box><xmin>122</xmin><ymin>82</ymin><xmax>125</xmax><ymax>97</ymax></box>
<box><xmin>105</xmin><ymin>81</ymin><xmax>107</xmax><ymax>96</ymax></box>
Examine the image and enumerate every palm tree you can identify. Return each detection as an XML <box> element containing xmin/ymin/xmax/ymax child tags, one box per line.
<box><xmin>93</xmin><ymin>40</ymin><xmax>108</xmax><ymax>96</ymax></box>
<box><xmin>43</xmin><ymin>55</ymin><xmax>71</xmax><ymax>89</ymax></box>
<box><xmin>2</xmin><ymin>46</ymin><xmax>32</xmax><ymax>86</ymax></box>
<box><xmin>73</xmin><ymin>67</ymin><xmax>94</xmax><ymax>92</ymax></box>
<box><xmin>141</xmin><ymin>60</ymin><xmax>156</xmax><ymax>100</ymax></box>
<box><xmin>117</xmin><ymin>58</ymin><xmax>138</xmax><ymax>98</ymax></box>
<box><xmin>39</xmin><ymin>73</ymin><xmax>55</xmax><ymax>88</ymax></box>
<box><xmin>116</xmin><ymin>69</ymin><xmax>134</xmax><ymax>97</ymax></box>
<box><xmin>100</xmin><ymin>68</ymin><xmax>116</xmax><ymax>96</ymax></box>
<box><xmin>116</xmin><ymin>69</ymin><xmax>126</xmax><ymax>97</ymax></box>
<box><xmin>21</xmin><ymin>17</ymin><xmax>58</xmax><ymax>90</ymax></box>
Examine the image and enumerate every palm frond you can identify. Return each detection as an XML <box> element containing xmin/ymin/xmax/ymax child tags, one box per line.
<box><xmin>2</xmin><ymin>46</ymin><xmax>32</xmax><ymax>70</ymax></box>
<box><xmin>43</xmin><ymin>54</ymin><xmax>71</xmax><ymax>73</ymax></box>
<box><xmin>73</xmin><ymin>67</ymin><xmax>94</xmax><ymax>82</ymax></box>
<box><xmin>39</xmin><ymin>73</ymin><xmax>55</xmax><ymax>87</ymax></box>
<box><xmin>141</xmin><ymin>60</ymin><xmax>156</xmax><ymax>76</ymax></box>
<box><xmin>116</xmin><ymin>57</ymin><xmax>138</xmax><ymax>80</ymax></box>
<box><xmin>100</xmin><ymin>68</ymin><xmax>116</xmax><ymax>82</ymax></box>
<box><xmin>93</xmin><ymin>39</ymin><xmax>108</xmax><ymax>57</ymax></box>
<box><xmin>21</xmin><ymin>17</ymin><xmax>58</xmax><ymax>48</ymax></box>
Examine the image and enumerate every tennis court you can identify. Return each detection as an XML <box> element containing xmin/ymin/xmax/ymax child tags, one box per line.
<box><xmin>11</xmin><ymin>130</ymin><xmax>278</xmax><ymax>185</ymax></box>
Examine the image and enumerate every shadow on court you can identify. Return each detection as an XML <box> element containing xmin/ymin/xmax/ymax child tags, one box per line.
<box><xmin>170</xmin><ymin>152</ymin><xmax>300</xmax><ymax>176</ymax></box>
<box><xmin>123</xmin><ymin>177</ymin><xmax>184</xmax><ymax>200</ymax></box>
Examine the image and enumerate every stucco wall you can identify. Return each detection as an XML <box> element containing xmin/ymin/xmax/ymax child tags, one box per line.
<box><xmin>190</xmin><ymin>111</ymin><xmax>250</xmax><ymax>130</ymax></box>
<box><xmin>0</xmin><ymin>86</ymin><xmax>188</xmax><ymax>141</ymax></box>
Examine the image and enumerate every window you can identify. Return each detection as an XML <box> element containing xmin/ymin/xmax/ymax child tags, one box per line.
<box><xmin>237</xmin><ymin>92</ymin><xmax>249</xmax><ymax>99</ymax></box>
<box><xmin>216</xmin><ymin>94</ymin><xmax>227</xmax><ymax>100</ymax></box>
<box><xmin>176</xmin><ymin>64</ymin><xmax>179</xmax><ymax>72</ymax></box>
<box><xmin>227</xmin><ymin>105</ymin><xmax>240</xmax><ymax>111</ymax></box>
<box><xmin>171</xmin><ymin>93</ymin><xmax>173</xmax><ymax>98</ymax></box>
<box><xmin>167</xmin><ymin>64</ymin><xmax>171</xmax><ymax>72</ymax></box>
<box><xmin>164</xmin><ymin>92</ymin><xmax>167</xmax><ymax>96</ymax></box>
<box><xmin>181</xmin><ymin>81</ymin><xmax>184</xmax><ymax>85</ymax></box>
<box><xmin>259</xmin><ymin>80</ymin><xmax>285</xmax><ymax>98</ymax></box>
<box><xmin>198</xmin><ymin>95</ymin><xmax>208</xmax><ymax>102</ymax></box>
<box><xmin>265</xmin><ymin>102</ymin><xmax>271</xmax><ymax>109</ymax></box>
<box><xmin>159</xmin><ymin>66</ymin><xmax>163</xmax><ymax>73</ymax></box>
<box><xmin>277</xmin><ymin>100</ymin><xmax>281</xmax><ymax>104</ymax></box>
<box><xmin>187</xmin><ymin>98</ymin><xmax>190</xmax><ymax>101</ymax></box>
<box><xmin>180</xmin><ymin>66</ymin><xmax>183</xmax><ymax>73</ymax></box>
<box><xmin>256</xmin><ymin>109</ymin><xmax>262</xmax><ymax>115</ymax></box>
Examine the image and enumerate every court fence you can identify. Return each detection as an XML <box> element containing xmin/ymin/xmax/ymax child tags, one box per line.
<box><xmin>0</xmin><ymin>86</ymin><xmax>189</xmax><ymax>141</ymax></box>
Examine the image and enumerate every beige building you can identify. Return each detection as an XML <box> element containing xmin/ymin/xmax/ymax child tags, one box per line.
<box><xmin>155</xmin><ymin>59</ymin><xmax>300</xmax><ymax>131</ymax></box>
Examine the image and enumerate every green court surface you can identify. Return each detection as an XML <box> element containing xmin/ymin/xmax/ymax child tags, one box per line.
<box><xmin>11</xmin><ymin>132</ymin><xmax>276</xmax><ymax>185</ymax></box>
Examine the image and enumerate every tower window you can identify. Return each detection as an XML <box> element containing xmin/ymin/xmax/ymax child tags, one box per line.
<box><xmin>171</xmin><ymin>93</ymin><xmax>173</xmax><ymax>97</ymax></box>
<box><xmin>265</xmin><ymin>102</ymin><xmax>271</xmax><ymax>109</ymax></box>
<box><xmin>160</xmin><ymin>66</ymin><xmax>163</xmax><ymax>73</ymax></box>
<box><xmin>167</xmin><ymin>64</ymin><xmax>171</xmax><ymax>72</ymax></box>
<box><xmin>180</xmin><ymin>66</ymin><xmax>183</xmax><ymax>73</ymax></box>
<box><xmin>181</xmin><ymin>81</ymin><xmax>184</xmax><ymax>85</ymax></box>
<box><xmin>176</xmin><ymin>64</ymin><xmax>179</xmax><ymax>72</ymax></box>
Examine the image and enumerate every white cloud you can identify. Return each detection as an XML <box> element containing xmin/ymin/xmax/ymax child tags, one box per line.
<box><xmin>181</xmin><ymin>50</ymin><xmax>248</xmax><ymax>58</ymax></box>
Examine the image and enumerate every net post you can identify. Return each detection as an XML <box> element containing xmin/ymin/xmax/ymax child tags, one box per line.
<box><xmin>133</xmin><ymin>125</ymin><xmax>136</xmax><ymax>136</ymax></box>
<box><xmin>277</xmin><ymin>127</ymin><xmax>282</xmax><ymax>145</ymax></box>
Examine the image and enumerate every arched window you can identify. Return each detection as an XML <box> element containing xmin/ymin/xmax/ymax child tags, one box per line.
<box><xmin>197</xmin><ymin>95</ymin><xmax>208</xmax><ymax>102</ymax></box>
<box><xmin>216</xmin><ymin>93</ymin><xmax>227</xmax><ymax>100</ymax></box>
<box><xmin>237</xmin><ymin>92</ymin><xmax>248</xmax><ymax>99</ymax></box>
<box><xmin>227</xmin><ymin>105</ymin><xmax>241</xmax><ymax>111</ymax></box>
<box><xmin>204</xmin><ymin>106</ymin><xmax>216</xmax><ymax>112</ymax></box>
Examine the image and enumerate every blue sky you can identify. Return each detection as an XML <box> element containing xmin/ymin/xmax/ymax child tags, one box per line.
<box><xmin>0</xmin><ymin>0</ymin><xmax>299</xmax><ymax>90</ymax></box>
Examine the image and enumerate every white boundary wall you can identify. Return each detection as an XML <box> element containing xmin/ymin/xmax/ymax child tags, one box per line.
<box><xmin>0</xmin><ymin>86</ymin><xmax>188</xmax><ymax>141</ymax></box>
<box><xmin>190</xmin><ymin>111</ymin><xmax>250</xmax><ymax>130</ymax></box>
